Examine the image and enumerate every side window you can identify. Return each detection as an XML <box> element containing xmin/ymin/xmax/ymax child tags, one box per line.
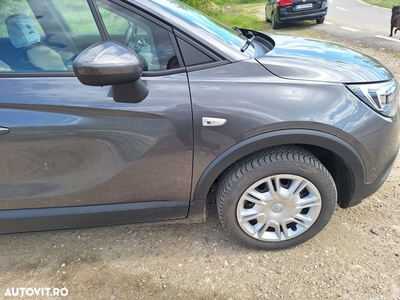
<box><xmin>96</xmin><ymin>0</ymin><xmax>180</xmax><ymax>71</ymax></box>
<box><xmin>0</xmin><ymin>0</ymin><xmax>100</xmax><ymax>73</ymax></box>
<box><xmin>0</xmin><ymin>0</ymin><xmax>179</xmax><ymax>73</ymax></box>
<box><xmin>177</xmin><ymin>38</ymin><xmax>214</xmax><ymax>66</ymax></box>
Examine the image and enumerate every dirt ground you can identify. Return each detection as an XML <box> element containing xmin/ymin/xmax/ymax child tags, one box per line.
<box><xmin>1</xmin><ymin>24</ymin><xmax>400</xmax><ymax>300</ymax></box>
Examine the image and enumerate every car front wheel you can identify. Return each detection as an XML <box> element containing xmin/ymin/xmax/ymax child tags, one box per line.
<box><xmin>316</xmin><ymin>17</ymin><xmax>325</xmax><ymax>24</ymax></box>
<box><xmin>217</xmin><ymin>146</ymin><xmax>337</xmax><ymax>250</ymax></box>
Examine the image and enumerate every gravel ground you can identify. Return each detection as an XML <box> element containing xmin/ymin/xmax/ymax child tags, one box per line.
<box><xmin>1</xmin><ymin>22</ymin><xmax>400</xmax><ymax>300</ymax></box>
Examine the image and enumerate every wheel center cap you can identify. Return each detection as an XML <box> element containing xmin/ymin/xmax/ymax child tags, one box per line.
<box><xmin>272</xmin><ymin>203</ymin><xmax>285</xmax><ymax>213</ymax></box>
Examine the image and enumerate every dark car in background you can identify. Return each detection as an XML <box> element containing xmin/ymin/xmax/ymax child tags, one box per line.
<box><xmin>266</xmin><ymin>0</ymin><xmax>328</xmax><ymax>29</ymax></box>
<box><xmin>0</xmin><ymin>0</ymin><xmax>398</xmax><ymax>250</ymax></box>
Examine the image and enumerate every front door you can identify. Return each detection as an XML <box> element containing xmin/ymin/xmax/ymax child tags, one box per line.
<box><xmin>0</xmin><ymin>0</ymin><xmax>192</xmax><ymax>229</ymax></box>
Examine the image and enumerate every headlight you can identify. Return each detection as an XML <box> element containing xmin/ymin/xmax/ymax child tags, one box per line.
<box><xmin>346</xmin><ymin>80</ymin><xmax>399</xmax><ymax>117</ymax></box>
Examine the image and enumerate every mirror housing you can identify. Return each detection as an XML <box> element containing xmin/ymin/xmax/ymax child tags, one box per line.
<box><xmin>73</xmin><ymin>41</ymin><xmax>149</xmax><ymax>103</ymax></box>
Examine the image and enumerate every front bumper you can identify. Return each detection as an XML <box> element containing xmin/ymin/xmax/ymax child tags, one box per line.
<box><xmin>348</xmin><ymin>148</ymin><xmax>398</xmax><ymax>207</ymax></box>
<box><xmin>349</xmin><ymin>148</ymin><xmax>398</xmax><ymax>207</ymax></box>
<box><xmin>338</xmin><ymin>98</ymin><xmax>400</xmax><ymax>207</ymax></box>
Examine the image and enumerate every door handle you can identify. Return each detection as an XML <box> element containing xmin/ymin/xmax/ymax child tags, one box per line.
<box><xmin>0</xmin><ymin>127</ymin><xmax>10</xmax><ymax>135</ymax></box>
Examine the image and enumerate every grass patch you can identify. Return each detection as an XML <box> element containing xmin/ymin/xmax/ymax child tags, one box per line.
<box><xmin>212</xmin><ymin>4</ymin><xmax>267</xmax><ymax>31</ymax></box>
<box><xmin>214</xmin><ymin>14</ymin><xmax>266</xmax><ymax>31</ymax></box>
<box><xmin>183</xmin><ymin>0</ymin><xmax>266</xmax><ymax>30</ymax></box>
<box><xmin>363</xmin><ymin>0</ymin><xmax>397</xmax><ymax>9</ymax></box>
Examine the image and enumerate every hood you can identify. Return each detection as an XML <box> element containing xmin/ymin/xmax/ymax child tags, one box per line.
<box><xmin>256</xmin><ymin>35</ymin><xmax>393</xmax><ymax>83</ymax></box>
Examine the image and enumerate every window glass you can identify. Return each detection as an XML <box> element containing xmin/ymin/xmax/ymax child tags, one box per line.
<box><xmin>96</xmin><ymin>0</ymin><xmax>180</xmax><ymax>71</ymax></box>
<box><xmin>0</xmin><ymin>0</ymin><xmax>180</xmax><ymax>73</ymax></box>
<box><xmin>0</xmin><ymin>0</ymin><xmax>100</xmax><ymax>73</ymax></box>
<box><xmin>0</xmin><ymin>1</ymin><xmax>44</xmax><ymax>36</ymax></box>
<box><xmin>55</xmin><ymin>0</ymin><xmax>99</xmax><ymax>34</ymax></box>
<box><xmin>177</xmin><ymin>38</ymin><xmax>214</xmax><ymax>66</ymax></box>
<box><xmin>150</xmin><ymin>0</ymin><xmax>255</xmax><ymax>58</ymax></box>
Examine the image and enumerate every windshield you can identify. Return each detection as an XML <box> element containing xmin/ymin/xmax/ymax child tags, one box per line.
<box><xmin>150</xmin><ymin>0</ymin><xmax>256</xmax><ymax>57</ymax></box>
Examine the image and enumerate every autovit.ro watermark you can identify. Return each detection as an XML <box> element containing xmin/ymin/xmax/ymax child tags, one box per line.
<box><xmin>4</xmin><ymin>287</ymin><xmax>69</xmax><ymax>297</ymax></box>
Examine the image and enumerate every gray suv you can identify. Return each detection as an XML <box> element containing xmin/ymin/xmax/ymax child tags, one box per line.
<box><xmin>0</xmin><ymin>0</ymin><xmax>398</xmax><ymax>250</ymax></box>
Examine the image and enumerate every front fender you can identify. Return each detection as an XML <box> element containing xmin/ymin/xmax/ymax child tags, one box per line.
<box><xmin>192</xmin><ymin>129</ymin><xmax>366</xmax><ymax>202</ymax></box>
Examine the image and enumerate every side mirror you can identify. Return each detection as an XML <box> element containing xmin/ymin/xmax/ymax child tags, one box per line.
<box><xmin>73</xmin><ymin>41</ymin><xmax>149</xmax><ymax>103</ymax></box>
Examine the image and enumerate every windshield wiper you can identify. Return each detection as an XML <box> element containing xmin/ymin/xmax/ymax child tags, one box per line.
<box><xmin>240</xmin><ymin>31</ymin><xmax>255</xmax><ymax>53</ymax></box>
<box><xmin>233</xmin><ymin>26</ymin><xmax>243</xmax><ymax>36</ymax></box>
<box><xmin>233</xmin><ymin>27</ymin><xmax>254</xmax><ymax>53</ymax></box>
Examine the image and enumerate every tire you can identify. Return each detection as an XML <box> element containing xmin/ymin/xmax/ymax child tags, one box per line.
<box><xmin>271</xmin><ymin>11</ymin><xmax>279</xmax><ymax>29</ymax></box>
<box><xmin>316</xmin><ymin>17</ymin><xmax>325</xmax><ymax>24</ymax></box>
<box><xmin>266</xmin><ymin>9</ymin><xmax>271</xmax><ymax>23</ymax></box>
<box><xmin>217</xmin><ymin>146</ymin><xmax>337</xmax><ymax>250</ymax></box>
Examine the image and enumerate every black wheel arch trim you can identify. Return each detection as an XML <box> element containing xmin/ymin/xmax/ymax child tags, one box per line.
<box><xmin>192</xmin><ymin>129</ymin><xmax>366</xmax><ymax>201</ymax></box>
